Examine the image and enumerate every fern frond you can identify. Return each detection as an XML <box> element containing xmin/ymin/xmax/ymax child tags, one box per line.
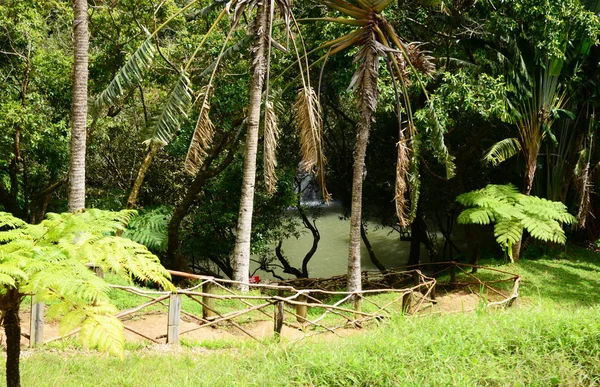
<box><xmin>457</xmin><ymin>207</ymin><xmax>495</xmax><ymax>225</ymax></box>
<box><xmin>79</xmin><ymin>313</ymin><xmax>125</xmax><ymax>359</ymax></box>
<box><xmin>0</xmin><ymin>212</ymin><xmax>27</xmax><ymax>229</ymax></box>
<box><xmin>494</xmin><ymin>220</ymin><xmax>523</xmax><ymax>248</ymax></box>
<box><xmin>93</xmin><ymin>33</ymin><xmax>156</xmax><ymax>115</ymax></box>
<box><xmin>457</xmin><ymin>184</ymin><xmax>574</xmax><ymax>255</ymax></box>
<box><xmin>482</xmin><ymin>138</ymin><xmax>522</xmax><ymax>166</ymax></box>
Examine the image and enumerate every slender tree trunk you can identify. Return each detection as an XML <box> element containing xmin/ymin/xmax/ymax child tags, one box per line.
<box><xmin>126</xmin><ymin>142</ymin><xmax>160</xmax><ymax>209</ymax></box>
<box><xmin>360</xmin><ymin>224</ymin><xmax>386</xmax><ymax>273</ymax></box>
<box><xmin>3</xmin><ymin>289</ymin><xmax>22</xmax><ymax>387</ymax></box>
<box><xmin>231</xmin><ymin>2</ymin><xmax>269</xmax><ymax>291</ymax></box>
<box><xmin>512</xmin><ymin>157</ymin><xmax>538</xmax><ymax>261</ymax></box>
<box><xmin>347</xmin><ymin>40</ymin><xmax>379</xmax><ymax>293</ymax></box>
<box><xmin>347</xmin><ymin>118</ymin><xmax>371</xmax><ymax>292</ymax></box>
<box><xmin>68</xmin><ymin>0</ymin><xmax>89</xmax><ymax>212</ymax></box>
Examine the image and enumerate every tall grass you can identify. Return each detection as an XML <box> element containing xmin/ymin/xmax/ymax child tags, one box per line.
<box><xmin>11</xmin><ymin>245</ymin><xmax>600</xmax><ymax>386</ymax></box>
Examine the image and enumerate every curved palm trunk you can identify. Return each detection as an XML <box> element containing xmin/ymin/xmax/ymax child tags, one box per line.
<box><xmin>126</xmin><ymin>142</ymin><xmax>160</xmax><ymax>209</ymax></box>
<box><xmin>232</xmin><ymin>2</ymin><xmax>269</xmax><ymax>291</ymax></box>
<box><xmin>68</xmin><ymin>0</ymin><xmax>89</xmax><ymax>212</ymax></box>
<box><xmin>347</xmin><ymin>40</ymin><xmax>379</xmax><ymax>292</ymax></box>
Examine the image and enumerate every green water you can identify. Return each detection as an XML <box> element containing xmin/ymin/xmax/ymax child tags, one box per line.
<box><xmin>251</xmin><ymin>202</ymin><xmax>429</xmax><ymax>280</ymax></box>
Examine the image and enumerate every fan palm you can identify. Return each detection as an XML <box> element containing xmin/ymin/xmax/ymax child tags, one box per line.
<box><xmin>483</xmin><ymin>61</ymin><xmax>569</xmax><ymax>261</ymax></box>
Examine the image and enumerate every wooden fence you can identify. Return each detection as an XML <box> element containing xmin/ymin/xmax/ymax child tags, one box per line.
<box><xmin>23</xmin><ymin>262</ymin><xmax>519</xmax><ymax>347</ymax></box>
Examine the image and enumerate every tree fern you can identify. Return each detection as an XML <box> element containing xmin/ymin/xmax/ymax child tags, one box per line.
<box><xmin>456</xmin><ymin>184</ymin><xmax>576</xmax><ymax>260</ymax></box>
<box><xmin>122</xmin><ymin>209</ymin><xmax>169</xmax><ymax>252</ymax></box>
<box><xmin>0</xmin><ymin>210</ymin><xmax>174</xmax><ymax>381</ymax></box>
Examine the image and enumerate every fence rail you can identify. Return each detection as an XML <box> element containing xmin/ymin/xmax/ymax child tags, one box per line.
<box><xmin>23</xmin><ymin>262</ymin><xmax>519</xmax><ymax>347</ymax></box>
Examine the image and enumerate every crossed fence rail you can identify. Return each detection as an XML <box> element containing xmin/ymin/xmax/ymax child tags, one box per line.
<box><xmin>22</xmin><ymin>262</ymin><xmax>519</xmax><ymax>347</ymax></box>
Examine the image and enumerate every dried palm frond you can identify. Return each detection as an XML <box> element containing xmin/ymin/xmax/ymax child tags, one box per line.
<box><xmin>185</xmin><ymin>86</ymin><xmax>215</xmax><ymax>175</ymax></box>
<box><xmin>394</xmin><ymin>139</ymin><xmax>410</xmax><ymax>227</ymax></box>
<box><xmin>574</xmin><ymin>147</ymin><xmax>592</xmax><ymax>227</ymax></box>
<box><xmin>408</xmin><ymin>135</ymin><xmax>422</xmax><ymax>222</ymax></box>
<box><xmin>264</xmin><ymin>101</ymin><xmax>280</xmax><ymax>194</ymax></box>
<box><xmin>294</xmin><ymin>87</ymin><xmax>331</xmax><ymax>202</ymax></box>
<box><xmin>406</xmin><ymin>42</ymin><xmax>436</xmax><ymax>76</ymax></box>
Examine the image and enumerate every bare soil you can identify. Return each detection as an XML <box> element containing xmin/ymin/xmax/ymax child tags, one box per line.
<box><xmin>10</xmin><ymin>290</ymin><xmax>502</xmax><ymax>348</ymax></box>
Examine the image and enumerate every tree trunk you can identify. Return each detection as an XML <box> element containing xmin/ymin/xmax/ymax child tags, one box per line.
<box><xmin>3</xmin><ymin>289</ymin><xmax>22</xmax><ymax>387</ymax></box>
<box><xmin>68</xmin><ymin>0</ymin><xmax>89</xmax><ymax>212</ymax></box>
<box><xmin>347</xmin><ymin>118</ymin><xmax>371</xmax><ymax>292</ymax></box>
<box><xmin>231</xmin><ymin>2</ymin><xmax>269</xmax><ymax>291</ymax></box>
<box><xmin>513</xmin><ymin>157</ymin><xmax>538</xmax><ymax>261</ymax></box>
<box><xmin>347</xmin><ymin>40</ymin><xmax>379</xmax><ymax>293</ymax></box>
<box><xmin>360</xmin><ymin>224</ymin><xmax>386</xmax><ymax>273</ymax></box>
<box><xmin>126</xmin><ymin>142</ymin><xmax>160</xmax><ymax>209</ymax></box>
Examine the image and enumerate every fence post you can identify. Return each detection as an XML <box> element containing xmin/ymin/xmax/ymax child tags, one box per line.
<box><xmin>167</xmin><ymin>293</ymin><xmax>181</xmax><ymax>344</ymax></box>
<box><xmin>402</xmin><ymin>291</ymin><xmax>412</xmax><ymax>314</ymax></box>
<box><xmin>202</xmin><ymin>282</ymin><xmax>217</xmax><ymax>320</ymax></box>
<box><xmin>450</xmin><ymin>263</ymin><xmax>456</xmax><ymax>284</ymax></box>
<box><xmin>30</xmin><ymin>297</ymin><xmax>44</xmax><ymax>347</ymax></box>
<box><xmin>274</xmin><ymin>301</ymin><xmax>284</xmax><ymax>338</ymax></box>
<box><xmin>353</xmin><ymin>294</ymin><xmax>363</xmax><ymax>322</ymax></box>
<box><xmin>296</xmin><ymin>294</ymin><xmax>308</xmax><ymax>323</ymax></box>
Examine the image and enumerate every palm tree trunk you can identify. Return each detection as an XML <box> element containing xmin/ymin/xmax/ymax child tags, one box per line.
<box><xmin>347</xmin><ymin>41</ymin><xmax>379</xmax><ymax>293</ymax></box>
<box><xmin>231</xmin><ymin>1</ymin><xmax>269</xmax><ymax>291</ymax></box>
<box><xmin>68</xmin><ymin>0</ymin><xmax>89</xmax><ymax>212</ymax></box>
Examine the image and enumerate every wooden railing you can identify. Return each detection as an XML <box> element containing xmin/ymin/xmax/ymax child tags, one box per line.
<box><xmin>23</xmin><ymin>263</ymin><xmax>519</xmax><ymax>347</ymax></box>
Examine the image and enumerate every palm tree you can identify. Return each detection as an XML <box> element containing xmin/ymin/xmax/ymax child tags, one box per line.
<box><xmin>307</xmin><ymin>0</ymin><xmax>443</xmax><ymax>291</ymax></box>
<box><xmin>484</xmin><ymin>62</ymin><xmax>568</xmax><ymax>260</ymax></box>
<box><xmin>68</xmin><ymin>0</ymin><xmax>89</xmax><ymax>212</ymax></box>
<box><xmin>95</xmin><ymin>0</ymin><xmax>325</xmax><ymax>286</ymax></box>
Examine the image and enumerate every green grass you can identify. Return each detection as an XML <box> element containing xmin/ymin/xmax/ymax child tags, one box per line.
<box><xmin>9</xmin><ymin>245</ymin><xmax>600</xmax><ymax>386</ymax></box>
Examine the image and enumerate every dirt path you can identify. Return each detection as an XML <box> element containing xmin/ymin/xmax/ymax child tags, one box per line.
<box><xmin>10</xmin><ymin>291</ymin><xmax>500</xmax><ymax>348</ymax></box>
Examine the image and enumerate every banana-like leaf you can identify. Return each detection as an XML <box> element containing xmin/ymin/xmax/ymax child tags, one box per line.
<box><xmin>482</xmin><ymin>137</ymin><xmax>522</xmax><ymax>166</ymax></box>
<box><xmin>147</xmin><ymin>72</ymin><xmax>194</xmax><ymax>145</ymax></box>
<box><xmin>93</xmin><ymin>32</ymin><xmax>156</xmax><ymax>116</ymax></box>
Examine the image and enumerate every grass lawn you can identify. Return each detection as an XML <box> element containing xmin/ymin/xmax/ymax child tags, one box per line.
<box><xmin>10</xmin><ymin>246</ymin><xmax>600</xmax><ymax>386</ymax></box>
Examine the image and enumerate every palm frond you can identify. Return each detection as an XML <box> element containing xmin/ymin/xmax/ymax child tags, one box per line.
<box><xmin>93</xmin><ymin>33</ymin><xmax>156</xmax><ymax>116</ymax></box>
<box><xmin>483</xmin><ymin>137</ymin><xmax>522</xmax><ymax>166</ymax></box>
<box><xmin>263</xmin><ymin>101</ymin><xmax>280</xmax><ymax>195</ymax></box>
<box><xmin>200</xmin><ymin>36</ymin><xmax>253</xmax><ymax>78</ymax></box>
<box><xmin>185</xmin><ymin>86</ymin><xmax>215</xmax><ymax>175</ymax></box>
<box><xmin>294</xmin><ymin>87</ymin><xmax>331</xmax><ymax>202</ymax></box>
<box><xmin>147</xmin><ymin>72</ymin><xmax>194</xmax><ymax>145</ymax></box>
<box><xmin>394</xmin><ymin>140</ymin><xmax>410</xmax><ymax>226</ymax></box>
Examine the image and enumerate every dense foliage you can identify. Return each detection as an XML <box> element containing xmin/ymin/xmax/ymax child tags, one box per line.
<box><xmin>1</xmin><ymin>0</ymin><xmax>599</xmax><ymax>278</ymax></box>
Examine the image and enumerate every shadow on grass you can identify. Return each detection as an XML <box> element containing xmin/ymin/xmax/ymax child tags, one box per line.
<box><xmin>518</xmin><ymin>258</ymin><xmax>600</xmax><ymax>306</ymax></box>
